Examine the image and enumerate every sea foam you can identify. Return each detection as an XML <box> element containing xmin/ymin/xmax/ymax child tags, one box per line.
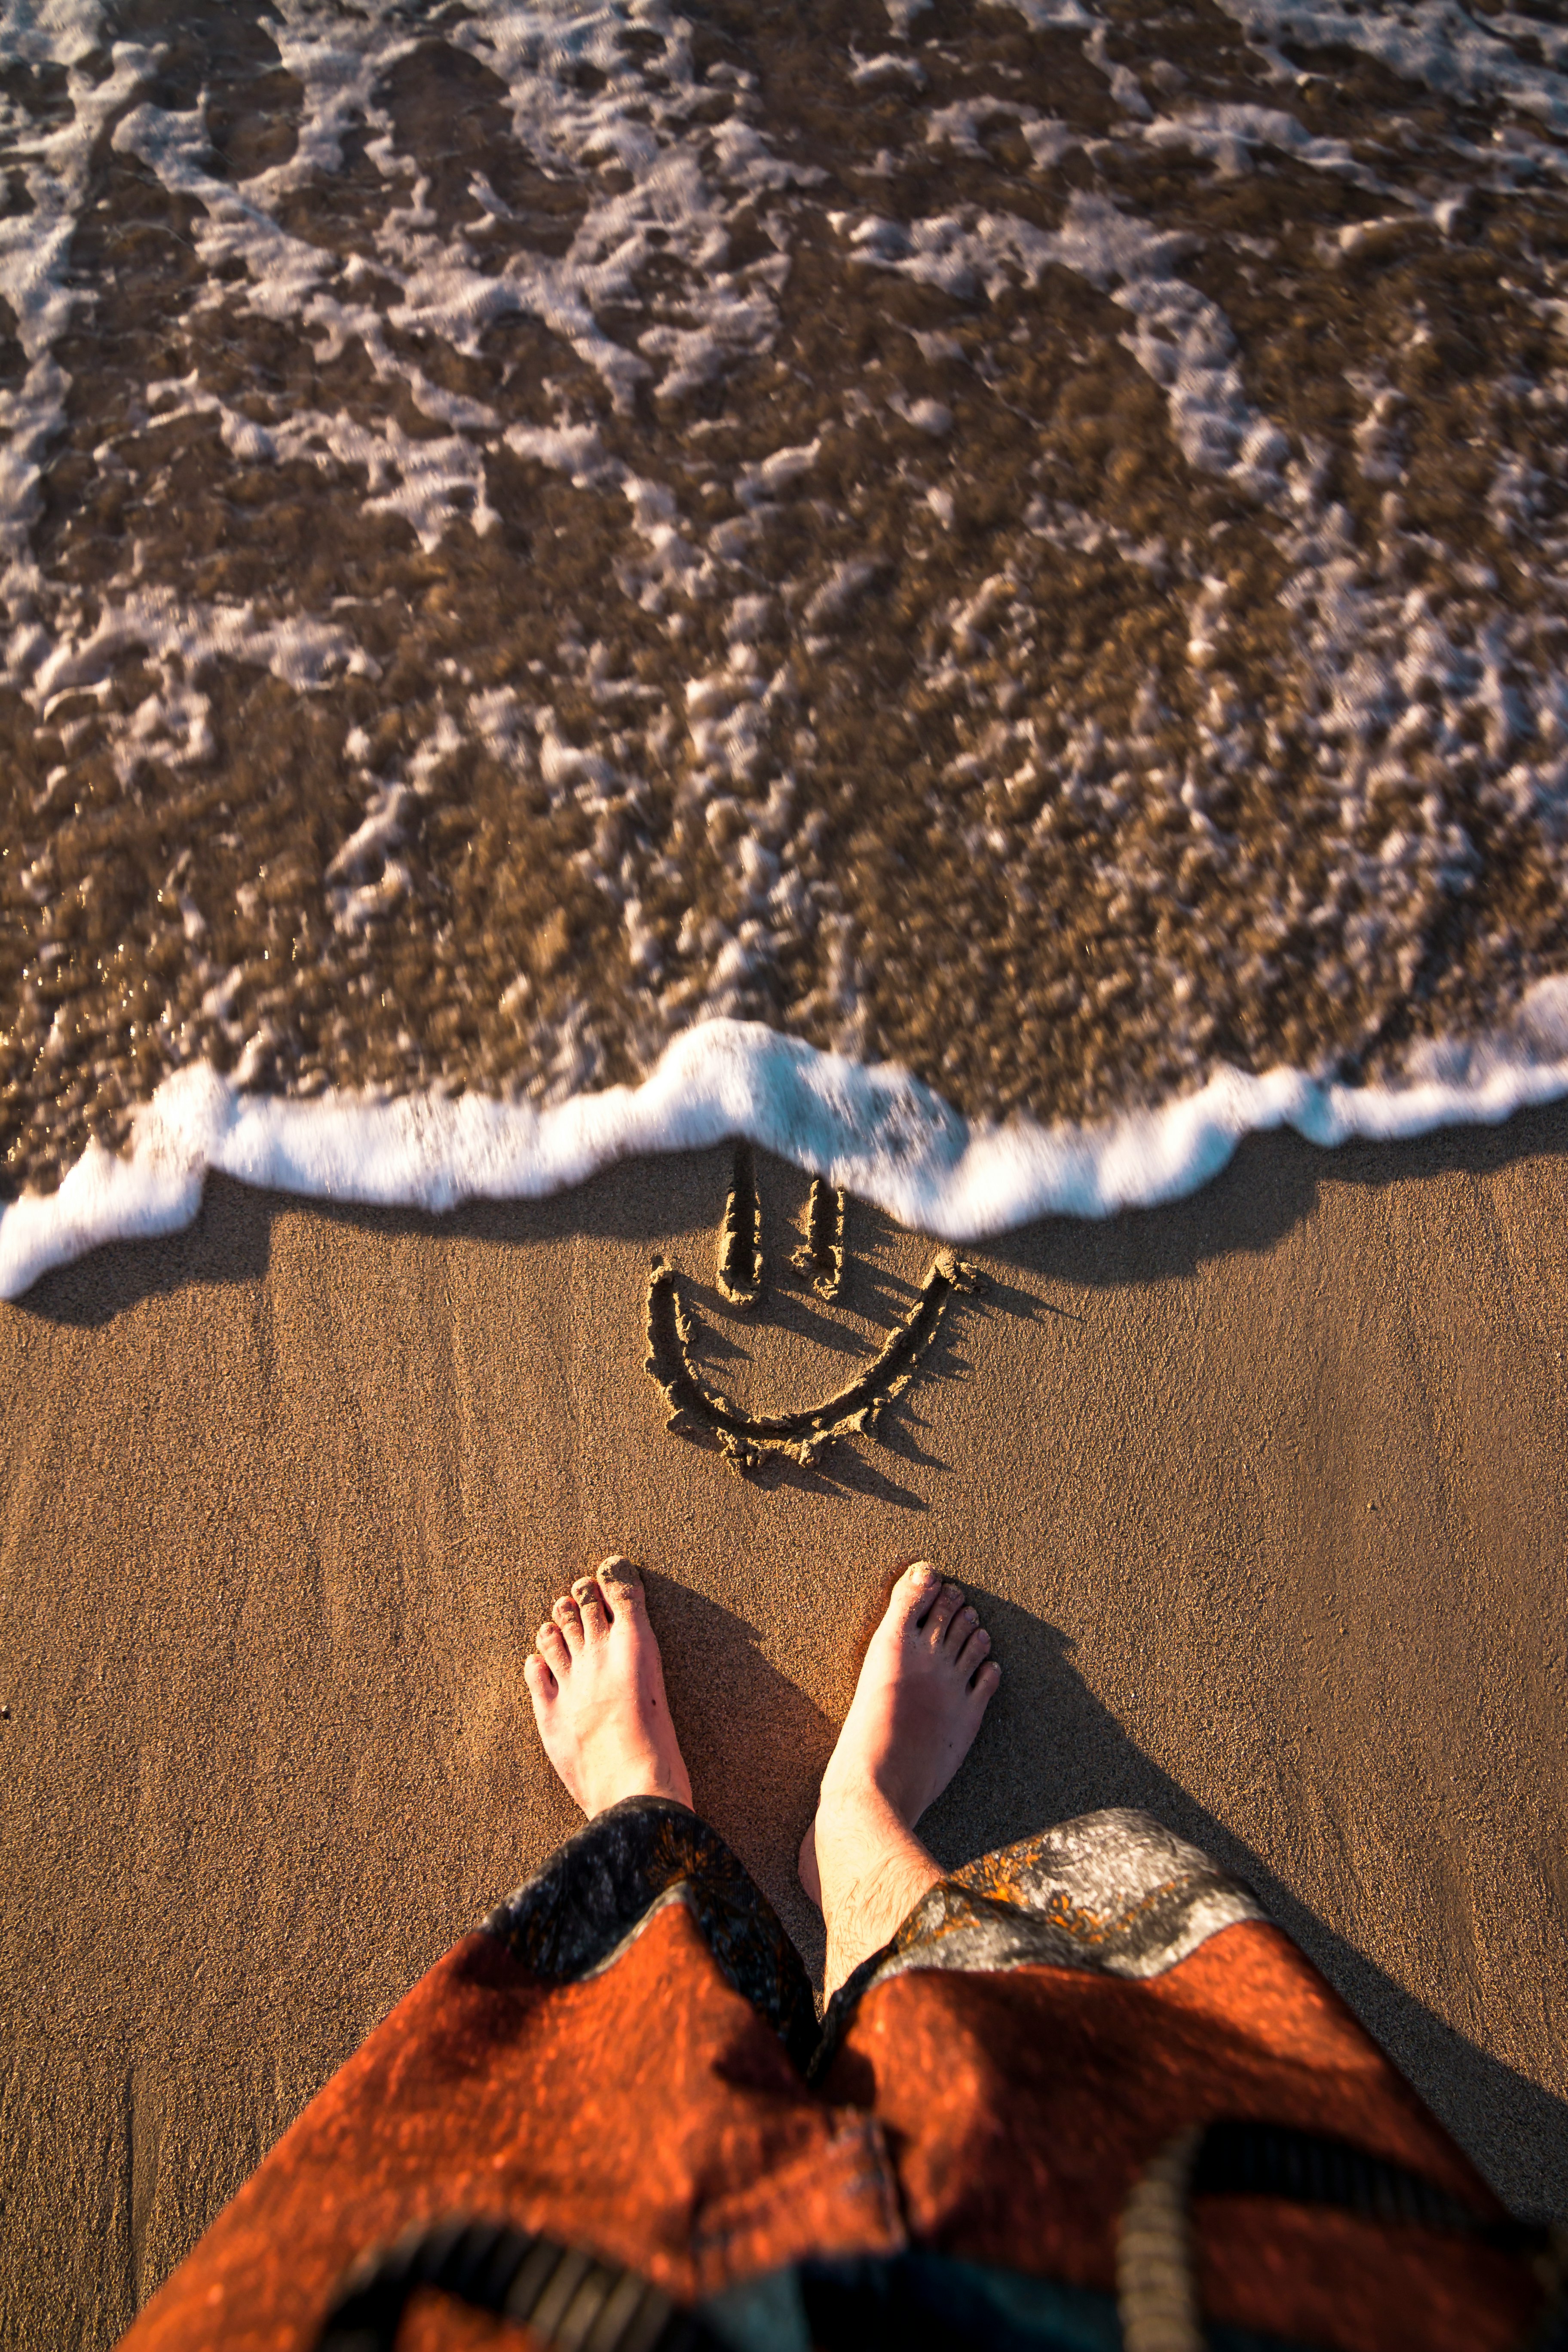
<box><xmin>7</xmin><ymin>995</ymin><xmax>1568</xmax><ymax>1302</ymax></box>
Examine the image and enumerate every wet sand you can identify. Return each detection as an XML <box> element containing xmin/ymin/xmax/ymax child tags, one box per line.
<box><xmin>3</xmin><ymin>1113</ymin><xmax>1568</xmax><ymax>2346</ymax></box>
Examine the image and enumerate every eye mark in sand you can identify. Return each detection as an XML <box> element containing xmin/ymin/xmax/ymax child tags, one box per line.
<box><xmin>645</xmin><ymin>1146</ymin><xmax>978</xmax><ymax>1476</ymax></box>
<box><xmin>790</xmin><ymin>1174</ymin><xmax>845</xmax><ymax>1302</ymax></box>
<box><xmin>715</xmin><ymin>1139</ymin><xmax>765</xmax><ymax>1309</ymax></box>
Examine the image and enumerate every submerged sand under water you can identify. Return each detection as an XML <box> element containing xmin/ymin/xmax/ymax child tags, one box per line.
<box><xmin>3</xmin><ymin>0</ymin><xmax>1568</xmax><ymax>1199</ymax></box>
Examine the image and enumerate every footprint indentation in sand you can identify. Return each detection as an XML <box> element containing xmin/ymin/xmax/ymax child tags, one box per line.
<box><xmin>644</xmin><ymin>1144</ymin><xmax>977</xmax><ymax>1476</ymax></box>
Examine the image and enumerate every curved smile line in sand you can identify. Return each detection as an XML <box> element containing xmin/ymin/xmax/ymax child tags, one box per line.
<box><xmin>643</xmin><ymin>1144</ymin><xmax>978</xmax><ymax>1476</ymax></box>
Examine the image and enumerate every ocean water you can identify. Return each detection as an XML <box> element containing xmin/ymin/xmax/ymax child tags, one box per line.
<box><xmin>3</xmin><ymin>0</ymin><xmax>1568</xmax><ymax>1287</ymax></box>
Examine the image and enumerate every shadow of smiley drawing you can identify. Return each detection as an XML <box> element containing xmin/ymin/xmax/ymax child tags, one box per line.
<box><xmin>643</xmin><ymin>1142</ymin><xmax>979</xmax><ymax>1478</ymax></box>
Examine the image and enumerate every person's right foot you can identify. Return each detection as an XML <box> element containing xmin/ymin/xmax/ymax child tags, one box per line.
<box><xmin>801</xmin><ymin>1562</ymin><xmax>1000</xmax><ymax>1977</ymax></box>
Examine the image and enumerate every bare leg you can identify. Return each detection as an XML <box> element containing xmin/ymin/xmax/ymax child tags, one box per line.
<box><xmin>524</xmin><ymin>1557</ymin><xmax>692</xmax><ymax>1816</ymax></box>
<box><xmin>802</xmin><ymin>1561</ymin><xmax>1001</xmax><ymax>1998</ymax></box>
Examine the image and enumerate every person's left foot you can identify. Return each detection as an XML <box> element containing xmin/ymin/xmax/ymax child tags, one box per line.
<box><xmin>524</xmin><ymin>1558</ymin><xmax>692</xmax><ymax>1817</ymax></box>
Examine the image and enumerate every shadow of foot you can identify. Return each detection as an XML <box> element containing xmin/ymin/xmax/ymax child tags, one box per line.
<box><xmin>917</xmin><ymin>1599</ymin><xmax>1568</xmax><ymax>2225</ymax></box>
<box><xmin>643</xmin><ymin>1571</ymin><xmax>835</xmax><ymax>1981</ymax></box>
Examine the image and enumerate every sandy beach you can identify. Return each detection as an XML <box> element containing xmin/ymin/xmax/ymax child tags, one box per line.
<box><xmin>4</xmin><ymin>1113</ymin><xmax>1568</xmax><ymax>2346</ymax></box>
<box><xmin>5</xmin><ymin>5</ymin><xmax>1568</xmax><ymax>2343</ymax></box>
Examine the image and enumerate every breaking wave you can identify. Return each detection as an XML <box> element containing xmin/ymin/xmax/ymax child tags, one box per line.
<box><xmin>9</xmin><ymin>989</ymin><xmax>1568</xmax><ymax>1298</ymax></box>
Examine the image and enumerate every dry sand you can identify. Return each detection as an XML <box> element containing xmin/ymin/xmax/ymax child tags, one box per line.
<box><xmin>3</xmin><ymin>1115</ymin><xmax>1567</xmax><ymax>2346</ymax></box>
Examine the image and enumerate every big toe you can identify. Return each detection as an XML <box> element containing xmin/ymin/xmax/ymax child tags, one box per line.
<box><xmin>885</xmin><ymin>1559</ymin><xmax>943</xmax><ymax>1635</ymax></box>
<box><xmin>598</xmin><ymin>1556</ymin><xmax>646</xmax><ymax>1622</ymax></box>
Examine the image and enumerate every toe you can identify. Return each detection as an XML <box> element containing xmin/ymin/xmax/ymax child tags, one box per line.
<box><xmin>524</xmin><ymin>1652</ymin><xmax>557</xmax><ymax>1704</ymax></box>
<box><xmin>888</xmin><ymin>1559</ymin><xmax>942</xmax><ymax>1635</ymax></box>
<box><xmin>973</xmin><ymin>1657</ymin><xmax>1002</xmax><ymax>1702</ymax></box>
<box><xmin>925</xmin><ymin>1581</ymin><xmax>965</xmax><ymax>1645</ymax></box>
<box><xmin>598</xmin><ymin>1556</ymin><xmax>645</xmax><ymax>1620</ymax></box>
<box><xmin>956</xmin><ymin>1622</ymin><xmax>992</xmax><ymax>1677</ymax></box>
<box><xmin>551</xmin><ymin>1595</ymin><xmax>584</xmax><ymax>1653</ymax></box>
<box><xmin>537</xmin><ymin>1622</ymin><xmax>571</xmax><ymax>1675</ymax></box>
<box><xmin>573</xmin><ymin>1574</ymin><xmax>610</xmax><ymax>1638</ymax></box>
<box><xmin>945</xmin><ymin>1602</ymin><xmax>980</xmax><ymax>1657</ymax></box>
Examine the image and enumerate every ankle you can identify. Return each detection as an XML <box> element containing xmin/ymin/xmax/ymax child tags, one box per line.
<box><xmin>817</xmin><ymin>1756</ymin><xmax>905</xmax><ymax>1832</ymax></box>
<box><xmin>817</xmin><ymin>1794</ymin><xmax>943</xmax><ymax>1997</ymax></box>
<box><xmin>823</xmin><ymin>1844</ymin><xmax>942</xmax><ymax>1998</ymax></box>
<box><xmin>587</xmin><ymin>1750</ymin><xmax>692</xmax><ymax>1818</ymax></box>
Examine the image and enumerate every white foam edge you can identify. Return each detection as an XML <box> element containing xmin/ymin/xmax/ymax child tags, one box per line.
<box><xmin>7</xmin><ymin>998</ymin><xmax>1568</xmax><ymax>1302</ymax></box>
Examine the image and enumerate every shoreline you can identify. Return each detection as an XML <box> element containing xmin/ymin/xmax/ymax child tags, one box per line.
<box><xmin>12</xmin><ymin>999</ymin><xmax>1568</xmax><ymax>1302</ymax></box>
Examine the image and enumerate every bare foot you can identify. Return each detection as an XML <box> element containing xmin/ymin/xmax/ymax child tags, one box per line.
<box><xmin>801</xmin><ymin>1561</ymin><xmax>1000</xmax><ymax>1994</ymax></box>
<box><xmin>524</xmin><ymin>1557</ymin><xmax>692</xmax><ymax>1818</ymax></box>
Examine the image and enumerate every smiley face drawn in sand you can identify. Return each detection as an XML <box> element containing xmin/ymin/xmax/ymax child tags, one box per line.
<box><xmin>643</xmin><ymin>1142</ymin><xmax>978</xmax><ymax>1477</ymax></box>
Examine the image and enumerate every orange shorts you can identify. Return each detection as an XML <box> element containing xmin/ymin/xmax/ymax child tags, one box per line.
<box><xmin>119</xmin><ymin>1799</ymin><xmax>1551</xmax><ymax>2352</ymax></box>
